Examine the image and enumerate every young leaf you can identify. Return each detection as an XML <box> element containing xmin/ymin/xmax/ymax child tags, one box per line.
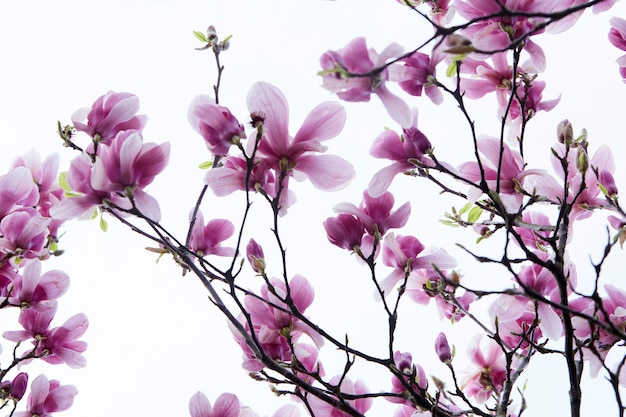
<box><xmin>193</xmin><ymin>30</ymin><xmax>208</xmax><ymax>43</ymax></box>
<box><xmin>467</xmin><ymin>206</ymin><xmax>483</xmax><ymax>223</ymax></box>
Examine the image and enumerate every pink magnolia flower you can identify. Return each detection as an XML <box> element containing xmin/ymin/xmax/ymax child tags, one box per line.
<box><xmin>13</xmin><ymin>374</ymin><xmax>77</xmax><ymax>417</ymax></box>
<box><xmin>4</xmin><ymin>304</ymin><xmax>88</xmax><ymax>369</ymax></box>
<box><xmin>609</xmin><ymin>17</ymin><xmax>626</xmax><ymax>82</ymax></box>
<box><xmin>0</xmin><ymin>167</ymin><xmax>40</xmax><ymax>221</ymax></box>
<box><xmin>52</xmin><ymin>130</ymin><xmax>170</xmax><ymax>221</ymax></box>
<box><xmin>247</xmin><ymin>82</ymin><xmax>355</xmax><ymax>214</ymax></box>
<box><xmin>463</xmin><ymin>335</ymin><xmax>507</xmax><ymax>402</ymax></box>
<box><xmin>72</xmin><ymin>91</ymin><xmax>147</xmax><ymax>144</ymax></box>
<box><xmin>451</xmin><ymin>0</ymin><xmax>582</xmax><ymax>70</ymax></box>
<box><xmin>204</xmin><ymin>155</ymin><xmax>274</xmax><ymax>197</ymax></box>
<box><xmin>11</xmin><ymin>151</ymin><xmax>65</xmax><ymax>239</ymax></box>
<box><xmin>388</xmin><ymin>351</ymin><xmax>428</xmax><ymax>406</ymax></box>
<box><xmin>333</xmin><ymin>191</ymin><xmax>411</xmax><ymax>238</ymax></box>
<box><xmin>379</xmin><ymin>233</ymin><xmax>456</xmax><ymax>298</ymax></box>
<box><xmin>368</xmin><ymin>111</ymin><xmax>434</xmax><ymax>197</ymax></box>
<box><xmin>458</xmin><ymin>137</ymin><xmax>546</xmax><ymax>212</ymax></box>
<box><xmin>323</xmin><ymin>213</ymin><xmax>366</xmax><ymax>252</ymax></box>
<box><xmin>188</xmin><ymin>95</ymin><xmax>246</xmax><ymax>156</ymax></box>
<box><xmin>320</xmin><ymin>37</ymin><xmax>412</xmax><ymax>126</ymax></box>
<box><xmin>0</xmin><ymin>210</ymin><xmax>51</xmax><ymax>261</ymax></box>
<box><xmin>188</xmin><ymin>210</ymin><xmax>235</xmax><ymax>258</ymax></box>
<box><xmin>39</xmin><ymin>312</ymin><xmax>88</xmax><ymax>368</ymax></box>
<box><xmin>527</xmin><ymin>143</ymin><xmax>615</xmax><ymax>223</ymax></box>
<box><xmin>189</xmin><ymin>392</ymin><xmax>240</xmax><ymax>417</ymax></box>
<box><xmin>398</xmin><ymin>47</ymin><xmax>445</xmax><ymax>104</ymax></box>
<box><xmin>232</xmin><ymin>274</ymin><xmax>323</xmax><ymax>372</ymax></box>
<box><xmin>308</xmin><ymin>376</ymin><xmax>372</xmax><ymax>417</ymax></box>
<box><xmin>8</xmin><ymin>259</ymin><xmax>69</xmax><ymax>310</ymax></box>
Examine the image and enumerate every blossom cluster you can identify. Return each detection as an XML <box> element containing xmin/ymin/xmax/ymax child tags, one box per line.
<box><xmin>0</xmin><ymin>151</ymin><xmax>87</xmax><ymax>416</ymax></box>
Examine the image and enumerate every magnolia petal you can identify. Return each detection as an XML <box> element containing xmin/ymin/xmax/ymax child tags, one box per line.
<box><xmin>293</xmin><ymin>102</ymin><xmax>346</xmax><ymax>146</ymax></box>
<box><xmin>247</xmin><ymin>82</ymin><xmax>290</xmax><ymax>154</ymax></box>
<box><xmin>296</xmin><ymin>154</ymin><xmax>355</xmax><ymax>191</ymax></box>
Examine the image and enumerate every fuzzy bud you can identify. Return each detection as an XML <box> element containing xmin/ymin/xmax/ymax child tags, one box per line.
<box><xmin>435</xmin><ymin>332</ymin><xmax>452</xmax><ymax>363</ymax></box>
<box><xmin>557</xmin><ymin>120</ymin><xmax>573</xmax><ymax>145</ymax></box>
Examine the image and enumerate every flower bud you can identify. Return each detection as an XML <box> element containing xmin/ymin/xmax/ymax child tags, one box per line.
<box><xmin>576</xmin><ymin>147</ymin><xmax>589</xmax><ymax>174</ymax></box>
<box><xmin>444</xmin><ymin>34</ymin><xmax>474</xmax><ymax>54</ymax></box>
<box><xmin>557</xmin><ymin>119</ymin><xmax>573</xmax><ymax>145</ymax></box>
<box><xmin>10</xmin><ymin>373</ymin><xmax>28</xmax><ymax>400</ymax></box>
<box><xmin>599</xmin><ymin>170</ymin><xmax>618</xmax><ymax>196</ymax></box>
<box><xmin>434</xmin><ymin>332</ymin><xmax>452</xmax><ymax>363</ymax></box>
<box><xmin>246</xmin><ymin>239</ymin><xmax>266</xmax><ymax>273</ymax></box>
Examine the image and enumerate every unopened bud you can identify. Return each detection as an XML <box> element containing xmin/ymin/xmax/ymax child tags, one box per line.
<box><xmin>576</xmin><ymin>147</ymin><xmax>589</xmax><ymax>174</ymax></box>
<box><xmin>444</xmin><ymin>34</ymin><xmax>474</xmax><ymax>54</ymax></box>
<box><xmin>435</xmin><ymin>332</ymin><xmax>452</xmax><ymax>363</ymax></box>
<box><xmin>557</xmin><ymin>120</ymin><xmax>573</xmax><ymax>145</ymax></box>
<box><xmin>599</xmin><ymin>170</ymin><xmax>618</xmax><ymax>196</ymax></box>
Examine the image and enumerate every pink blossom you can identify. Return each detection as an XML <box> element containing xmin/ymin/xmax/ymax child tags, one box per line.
<box><xmin>463</xmin><ymin>335</ymin><xmax>507</xmax><ymax>402</ymax></box>
<box><xmin>368</xmin><ymin>111</ymin><xmax>434</xmax><ymax>197</ymax></box>
<box><xmin>0</xmin><ymin>167</ymin><xmax>40</xmax><ymax>220</ymax></box>
<box><xmin>8</xmin><ymin>259</ymin><xmax>69</xmax><ymax>310</ymax></box>
<box><xmin>388</xmin><ymin>351</ymin><xmax>427</xmax><ymax>406</ymax></box>
<box><xmin>189</xmin><ymin>392</ymin><xmax>240</xmax><ymax>417</ymax></box>
<box><xmin>323</xmin><ymin>213</ymin><xmax>365</xmax><ymax>251</ymax></box>
<box><xmin>39</xmin><ymin>312</ymin><xmax>88</xmax><ymax>368</ymax></box>
<box><xmin>11</xmin><ymin>152</ymin><xmax>65</xmax><ymax>239</ymax></box>
<box><xmin>49</xmin><ymin>154</ymin><xmax>113</xmax><ymax>220</ymax></box>
<box><xmin>379</xmin><ymin>233</ymin><xmax>456</xmax><ymax>298</ymax></box>
<box><xmin>333</xmin><ymin>191</ymin><xmax>411</xmax><ymax>238</ymax></box>
<box><xmin>319</xmin><ymin>37</ymin><xmax>412</xmax><ymax>126</ymax></box>
<box><xmin>0</xmin><ymin>210</ymin><xmax>50</xmax><ymax>260</ymax></box>
<box><xmin>13</xmin><ymin>374</ymin><xmax>77</xmax><ymax>417</ymax></box>
<box><xmin>458</xmin><ymin>137</ymin><xmax>546</xmax><ymax>212</ymax></box>
<box><xmin>53</xmin><ymin>130</ymin><xmax>170</xmax><ymax>221</ymax></box>
<box><xmin>188</xmin><ymin>210</ymin><xmax>235</xmax><ymax>258</ymax></box>
<box><xmin>308</xmin><ymin>376</ymin><xmax>372</xmax><ymax>417</ymax></box>
<box><xmin>4</xmin><ymin>303</ymin><xmax>88</xmax><ymax>369</ymax></box>
<box><xmin>188</xmin><ymin>95</ymin><xmax>246</xmax><ymax>156</ymax></box>
<box><xmin>609</xmin><ymin>17</ymin><xmax>626</xmax><ymax>82</ymax></box>
<box><xmin>451</xmin><ymin>0</ymin><xmax>581</xmax><ymax>70</ymax></box>
<box><xmin>527</xmin><ymin>143</ymin><xmax>615</xmax><ymax>223</ymax></box>
<box><xmin>72</xmin><ymin>91</ymin><xmax>147</xmax><ymax>144</ymax></box>
<box><xmin>398</xmin><ymin>48</ymin><xmax>445</xmax><ymax>104</ymax></box>
<box><xmin>232</xmin><ymin>275</ymin><xmax>322</xmax><ymax>372</ymax></box>
<box><xmin>247</xmin><ymin>82</ymin><xmax>355</xmax><ymax>214</ymax></box>
<box><xmin>204</xmin><ymin>155</ymin><xmax>275</xmax><ymax>197</ymax></box>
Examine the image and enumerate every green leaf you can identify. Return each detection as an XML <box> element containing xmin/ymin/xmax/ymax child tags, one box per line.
<box><xmin>58</xmin><ymin>171</ymin><xmax>72</xmax><ymax>192</ymax></box>
<box><xmin>445</xmin><ymin>61</ymin><xmax>457</xmax><ymax>78</ymax></box>
<box><xmin>99</xmin><ymin>216</ymin><xmax>108</xmax><ymax>232</ymax></box>
<box><xmin>467</xmin><ymin>206</ymin><xmax>483</xmax><ymax>223</ymax></box>
<box><xmin>198</xmin><ymin>161</ymin><xmax>213</xmax><ymax>169</ymax></box>
<box><xmin>193</xmin><ymin>30</ymin><xmax>208</xmax><ymax>43</ymax></box>
<box><xmin>439</xmin><ymin>220</ymin><xmax>458</xmax><ymax>227</ymax></box>
<box><xmin>222</xmin><ymin>34</ymin><xmax>233</xmax><ymax>43</ymax></box>
<box><xmin>458</xmin><ymin>202</ymin><xmax>472</xmax><ymax>215</ymax></box>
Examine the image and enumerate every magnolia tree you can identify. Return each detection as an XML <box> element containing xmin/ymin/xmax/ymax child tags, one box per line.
<box><xmin>3</xmin><ymin>1</ymin><xmax>626</xmax><ymax>416</ymax></box>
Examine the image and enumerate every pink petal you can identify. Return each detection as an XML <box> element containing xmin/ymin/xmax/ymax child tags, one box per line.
<box><xmin>189</xmin><ymin>392</ymin><xmax>212</xmax><ymax>417</ymax></box>
<box><xmin>293</xmin><ymin>102</ymin><xmax>346</xmax><ymax>146</ymax></box>
<box><xmin>247</xmin><ymin>82</ymin><xmax>290</xmax><ymax>153</ymax></box>
<box><xmin>213</xmin><ymin>393</ymin><xmax>240</xmax><ymax>417</ymax></box>
<box><xmin>295</xmin><ymin>154</ymin><xmax>355</xmax><ymax>191</ymax></box>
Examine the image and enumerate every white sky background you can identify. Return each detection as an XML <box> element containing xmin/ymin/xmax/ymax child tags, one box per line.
<box><xmin>1</xmin><ymin>1</ymin><xmax>626</xmax><ymax>416</ymax></box>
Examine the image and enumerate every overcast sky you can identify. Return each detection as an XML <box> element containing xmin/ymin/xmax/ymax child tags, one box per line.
<box><xmin>2</xmin><ymin>1</ymin><xmax>626</xmax><ymax>416</ymax></box>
